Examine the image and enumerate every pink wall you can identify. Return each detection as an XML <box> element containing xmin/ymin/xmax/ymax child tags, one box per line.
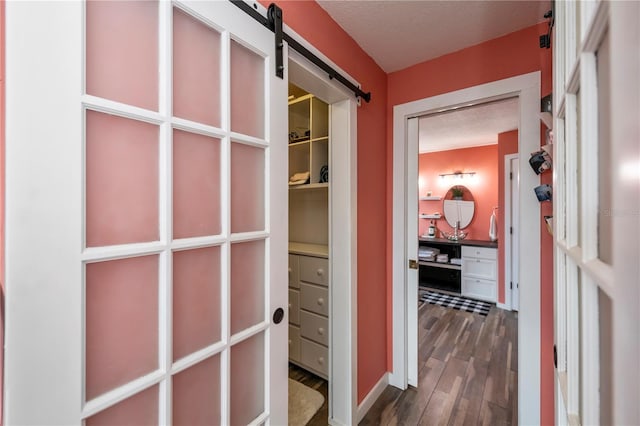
<box><xmin>418</xmin><ymin>145</ymin><xmax>499</xmax><ymax>240</ymax></box>
<box><xmin>497</xmin><ymin>130</ymin><xmax>518</xmax><ymax>304</ymax></box>
<box><xmin>258</xmin><ymin>1</ymin><xmax>389</xmax><ymax>403</ymax></box>
<box><xmin>387</xmin><ymin>22</ymin><xmax>553</xmax><ymax>423</ymax></box>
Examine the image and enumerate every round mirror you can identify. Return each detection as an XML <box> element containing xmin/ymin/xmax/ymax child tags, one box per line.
<box><xmin>442</xmin><ymin>185</ymin><xmax>475</xmax><ymax>229</ymax></box>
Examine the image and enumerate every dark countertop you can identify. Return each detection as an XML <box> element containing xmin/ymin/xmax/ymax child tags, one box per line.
<box><xmin>418</xmin><ymin>237</ymin><xmax>498</xmax><ymax>249</ymax></box>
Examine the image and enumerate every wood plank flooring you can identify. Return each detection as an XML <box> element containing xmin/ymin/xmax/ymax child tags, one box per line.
<box><xmin>360</xmin><ymin>301</ymin><xmax>518</xmax><ymax>426</ymax></box>
<box><xmin>288</xmin><ymin>363</ymin><xmax>328</xmax><ymax>426</ymax></box>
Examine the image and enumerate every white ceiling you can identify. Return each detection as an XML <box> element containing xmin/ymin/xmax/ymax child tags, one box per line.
<box><xmin>418</xmin><ymin>97</ymin><xmax>518</xmax><ymax>153</ymax></box>
<box><xmin>316</xmin><ymin>0</ymin><xmax>550</xmax><ymax>73</ymax></box>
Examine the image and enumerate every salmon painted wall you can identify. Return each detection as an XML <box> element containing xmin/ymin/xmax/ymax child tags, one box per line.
<box><xmin>257</xmin><ymin>1</ymin><xmax>389</xmax><ymax>403</ymax></box>
<box><xmin>497</xmin><ymin>130</ymin><xmax>518</xmax><ymax>305</ymax></box>
<box><xmin>387</xmin><ymin>22</ymin><xmax>553</xmax><ymax>423</ymax></box>
<box><xmin>418</xmin><ymin>145</ymin><xmax>499</xmax><ymax>240</ymax></box>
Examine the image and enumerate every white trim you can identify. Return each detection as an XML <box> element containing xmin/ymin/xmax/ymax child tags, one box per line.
<box><xmin>391</xmin><ymin>72</ymin><xmax>542</xmax><ymax>425</ymax></box>
<box><xmin>503</xmin><ymin>153</ymin><xmax>518</xmax><ymax>312</ymax></box>
<box><xmin>355</xmin><ymin>373</ymin><xmax>389</xmax><ymax>424</ymax></box>
<box><xmin>406</xmin><ymin>118</ymin><xmax>419</xmax><ymax>387</ymax></box>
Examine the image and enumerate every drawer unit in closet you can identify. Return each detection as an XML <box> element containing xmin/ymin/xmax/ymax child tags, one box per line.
<box><xmin>301</xmin><ymin>339</ymin><xmax>328</xmax><ymax>377</ymax></box>
<box><xmin>299</xmin><ymin>256</ymin><xmax>329</xmax><ymax>287</ymax></box>
<box><xmin>289</xmin><ymin>254</ymin><xmax>300</xmax><ymax>288</ymax></box>
<box><xmin>289</xmin><ymin>289</ymin><xmax>300</xmax><ymax>325</ymax></box>
<box><xmin>289</xmin><ymin>325</ymin><xmax>301</xmax><ymax>362</ymax></box>
<box><xmin>288</xmin><ymin>251</ymin><xmax>330</xmax><ymax>379</ymax></box>
<box><xmin>461</xmin><ymin>245</ymin><xmax>497</xmax><ymax>303</ymax></box>
<box><xmin>299</xmin><ymin>282</ymin><xmax>329</xmax><ymax>316</ymax></box>
<box><xmin>300</xmin><ymin>310</ymin><xmax>329</xmax><ymax>346</ymax></box>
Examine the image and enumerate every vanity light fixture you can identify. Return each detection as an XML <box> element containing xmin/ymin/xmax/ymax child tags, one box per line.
<box><xmin>439</xmin><ymin>171</ymin><xmax>476</xmax><ymax>180</ymax></box>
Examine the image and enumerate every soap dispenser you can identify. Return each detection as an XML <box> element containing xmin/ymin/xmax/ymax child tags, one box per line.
<box><xmin>428</xmin><ymin>220</ymin><xmax>436</xmax><ymax>238</ymax></box>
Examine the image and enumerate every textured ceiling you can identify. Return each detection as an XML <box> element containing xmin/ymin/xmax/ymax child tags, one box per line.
<box><xmin>316</xmin><ymin>0</ymin><xmax>550</xmax><ymax>72</ymax></box>
<box><xmin>418</xmin><ymin>97</ymin><xmax>519</xmax><ymax>153</ymax></box>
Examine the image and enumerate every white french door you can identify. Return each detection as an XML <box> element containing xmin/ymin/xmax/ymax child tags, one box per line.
<box><xmin>5</xmin><ymin>1</ymin><xmax>288</xmax><ymax>424</ymax></box>
<box><xmin>553</xmin><ymin>1</ymin><xmax>639</xmax><ymax>425</ymax></box>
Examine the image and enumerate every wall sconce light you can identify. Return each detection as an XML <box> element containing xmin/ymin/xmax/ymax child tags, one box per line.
<box><xmin>439</xmin><ymin>171</ymin><xmax>476</xmax><ymax>180</ymax></box>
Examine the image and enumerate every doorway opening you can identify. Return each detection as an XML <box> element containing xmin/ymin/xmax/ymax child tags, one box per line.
<box><xmin>286</xmin><ymin>49</ymin><xmax>359</xmax><ymax>425</ymax></box>
<box><xmin>391</xmin><ymin>72</ymin><xmax>543</xmax><ymax>424</ymax></box>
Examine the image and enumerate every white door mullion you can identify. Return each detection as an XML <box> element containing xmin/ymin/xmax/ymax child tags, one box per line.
<box><xmin>158</xmin><ymin>1</ymin><xmax>173</xmax><ymax>424</ymax></box>
<box><xmin>220</xmin><ymin>24</ymin><xmax>232</xmax><ymax>426</ymax></box>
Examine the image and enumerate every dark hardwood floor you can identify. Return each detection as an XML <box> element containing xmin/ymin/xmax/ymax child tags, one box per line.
<box><xmin>288</xmin><ymin>363</ymin><xmax>328</xmax><ymax>426</ymax></box>
<box><xmin>360</xmin><ymin>300</ymin><xmax>518</xmax><ymax>425</ymax></box>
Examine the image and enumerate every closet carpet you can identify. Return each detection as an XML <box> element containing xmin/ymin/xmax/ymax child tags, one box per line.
<box><xmin>359</xmin><ymin>303</ymin><xmax>518</xmax><ymax>425</ymax></box>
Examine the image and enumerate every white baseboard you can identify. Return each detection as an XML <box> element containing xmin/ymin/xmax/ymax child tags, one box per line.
<box><xmin>497</xmin><ymin>301</ymin><xmax>511</xmax><ymax>311</ymax></box>
<box><xmin>356</xmin><ymin>372</ymin><xmax>389</xmax><ymax>423</ymax></box>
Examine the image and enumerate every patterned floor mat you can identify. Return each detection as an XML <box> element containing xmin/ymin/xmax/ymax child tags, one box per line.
<box><xmin>420</xmin><ymin>289</ymin><xmax>492</xmax><ymax>316</ymax></box>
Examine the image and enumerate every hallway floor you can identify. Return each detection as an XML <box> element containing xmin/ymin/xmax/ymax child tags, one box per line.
<box><xmin>360</xmin><ymin>302</ymin><xmax>518</xmax><ymax>425</ymax></box>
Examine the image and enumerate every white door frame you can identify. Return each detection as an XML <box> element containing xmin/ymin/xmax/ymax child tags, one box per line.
<box><xmin>280</xmin><ymin>18</ymin><xmax>359</xmax><ymax>426</ymax></box>
<box><xmin>391</xmin><ymin>72</ymin><xmax>542</xmax><ymax>424</ymax></box>
<box><xmin>503</xmin><ymin>153</ymin><xmax>519</xmax><ymax>312</ymax></box>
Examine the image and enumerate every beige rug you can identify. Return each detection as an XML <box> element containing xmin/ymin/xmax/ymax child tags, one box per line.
<box><xmin>288</xmin><ymin>378</ymin><xmax>325</xmax><ymax>426</ymax></box>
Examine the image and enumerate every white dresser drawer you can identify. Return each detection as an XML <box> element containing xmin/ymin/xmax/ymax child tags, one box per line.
<box><xmin>462</xmin><ymin>258</ymin><xmax>497</xmax><ymax>281</ymax></box>
<box><xmin>301</xmin><ymin>339</ymin><xmax>328</xmax><ymax>377</ymax></box>
<box><xmin>462</xmin><ymin>277</ymin><xmax>496</xmax><ymax>302</ymax></box>
<box><xmin>300</xmin><ymin>310</ymin><xmax>329</xmax><ymax>346</ymax></box>
<box><xmin>289</xmin><ymin>325</ymin><xmax>301</xmax><ymax>362</ymax></box>
<box><xmin>299</xmin><ymin>256</ymin><xmax>329</xmax><ymax>287</ymax></box>
<box><xmin>300</xmin><ymin>283</ymin><xmax>329</xmax><ymax>316</ymax></box>
<box><xmin>462</xmin><ymin>245</ymin><xmax>497</xmax><ymax>260</ymax></box>
<box><xmin>289</xmin><ymin>254</ymin><xmax>300</xmax><ymax>289</ymax></box>
<box><xmin>289</xmin><ymin>289</ymin><xmax>300</xmax><ymax>325</ymax></box>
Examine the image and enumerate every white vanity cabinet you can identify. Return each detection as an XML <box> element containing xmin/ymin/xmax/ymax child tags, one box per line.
<box><xmin>461</xmin><ymin>245</ymin><xmax>497</xmax><ymax>302</ymax></box>
<box><xmin>288</xmin><ymin>249</ymin><xmax>329</xmax><ymax>379</ymax></box>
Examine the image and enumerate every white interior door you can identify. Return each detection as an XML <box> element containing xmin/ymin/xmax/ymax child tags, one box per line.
<box><xmin>510</xmin><ymin>156</ymin><xmax>520</xmax><ymax>311</ymax></box>
<box><xmin>4</xmin><ymin>1</ymin><xmax>287</xmax><ymax>424</ymax></box>
<box><xmin>406</xmin><ymin>117</ymin><xmax>419</xmax><ymax>387</ymax></box>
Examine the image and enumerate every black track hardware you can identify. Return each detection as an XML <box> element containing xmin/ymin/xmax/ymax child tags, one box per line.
<box><xmin>230</xmin><ymin>0</ymin><xmax>371</xmax><ymax>103</ymax></box>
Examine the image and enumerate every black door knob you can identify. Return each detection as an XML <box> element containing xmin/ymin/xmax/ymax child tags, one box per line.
<box><xmin>273</xmin><ymin>308</ymin><xmax>285</xmax><ymax>324</ymax></box>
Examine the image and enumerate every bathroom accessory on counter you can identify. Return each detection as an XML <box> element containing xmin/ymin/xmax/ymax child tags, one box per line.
<box><xmin>489</xmin><ymin>207</ymin><xmax>498</xmax><ymax>242</ymax></box>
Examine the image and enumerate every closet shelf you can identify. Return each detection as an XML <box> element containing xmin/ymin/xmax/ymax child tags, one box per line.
<box><xmin>419</xmin><ymin>196</ymin><xmax>442</xmax><ymax>201</ymax></box>
<box><xmin>420</xmin><ymin>213</ymin><xmax>441</xmax><ymax>219</ymax></box>
<box><xmin>289</xmin><ymin>182</ymin><xmax>329</xmax><ymax>191</ymax></box>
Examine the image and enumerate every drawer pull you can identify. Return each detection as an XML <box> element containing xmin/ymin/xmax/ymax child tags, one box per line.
<box><xmin>318</xmin><ymin>357</ymin><xmax>325</xmax><ymax>365</ymax></box>
<box><xmin>317</xmin><ymin>327</ymin><xmax>324</xmax><ymax>335</ymax></box>
<box><xmin>476</xmin><ymin>280</ymin><xmax>480</xmax><ymax>283</ymax></box>
<box><xmin>288</xmin><ymin>303</ymin><xmax>292</xmax><ymax>309</ymax></box>
<box><xmin>477</xmin><ymin>259</ymin><xmax>480</xmax><ymax>263</ymax></box>
<box><xmin>476</xmin><ymin>251</ymin><xmax>481</xmax><ymax>255</ymax></box>
<box><xmin>317</xmin><ymin>298</ymin><xmax>324</xmax><ymax>306</ymax></box>
<box><xmin>316</xmin><ymin>268</ymin><xmax>324</xmax><ymax>276</ymax></box>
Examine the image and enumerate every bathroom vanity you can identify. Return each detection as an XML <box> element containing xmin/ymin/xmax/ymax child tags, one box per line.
<box><xmin>418</xmin><ymin>237</ymin><xmax>498</xmax><ymax>302</ymax></box>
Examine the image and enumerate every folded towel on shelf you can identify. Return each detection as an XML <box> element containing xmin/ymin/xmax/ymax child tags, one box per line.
<box><xmin>450</xmin><ymin>258</ymin><xmax>462</xmax><ymax>266</ymax></box>
<box><xmin>289</xmin><ymin>171</ymin><xmax>310</xmax><ymax>186</ymax></box>
<box><xmin>436</xmin><ymin>254</ymin><xmax>449</xmax><ymax>263</ymax></box>
<box><xmin>418</xmin><ymin>246</ymin><xmax>440</xmax><ymax>261</ymax></box>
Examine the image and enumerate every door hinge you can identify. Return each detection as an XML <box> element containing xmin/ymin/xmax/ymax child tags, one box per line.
<box><xmin>510</xmin><ymin>226</ymin><xmax>513</xmax><ymax>234</ymax></box>
<box><xmin>553</xmin><ymin>344</ymin><xmax>558</xmax><ymax>369</ymax></box>
<box><xmin>510</xmin><ymin>281</ymin><xmax>513</xmax><ymax>290</ymax></box>
<box><xmin>408</xmin><ymin>259</ymin><xmax>418</xmax><ymax>270</ymax></box>
<box><xmin>510</xmin><ymin>171</ymin><xmax>513</xmax><ymax>180</ymax></box>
